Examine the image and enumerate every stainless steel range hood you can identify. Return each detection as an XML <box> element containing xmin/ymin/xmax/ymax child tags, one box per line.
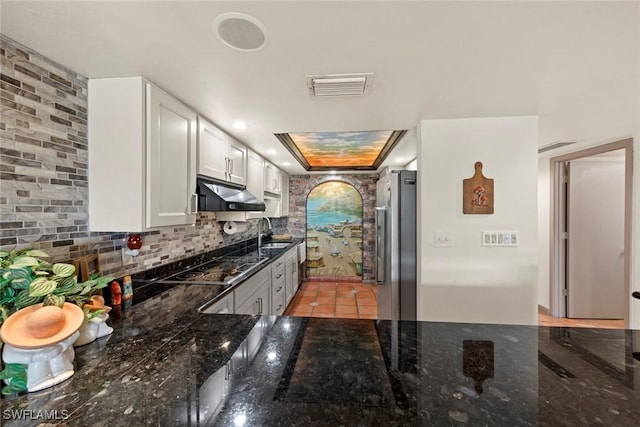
<box><xmin>196</xmin><ymin>176</ymin><xmax>266</xmax><ymax>212</ymax></box>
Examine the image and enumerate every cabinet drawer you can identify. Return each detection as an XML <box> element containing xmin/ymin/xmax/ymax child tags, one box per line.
<box><xmin>272</xmin><ymin>289</ymin><xmax>286</xmax><ymax>316</ymax></box>
<box><xmin>271</xmin><ymin>262</ymin><xmax>285</xmax><ymax>283</ymax></box>
<box><xmin>272</xmin><ymin>276</ymin><xmax>285</xmax><ymax>301</ymax></box>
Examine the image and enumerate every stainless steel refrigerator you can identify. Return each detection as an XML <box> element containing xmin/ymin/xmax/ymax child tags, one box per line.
<box><xmin>376</xmin><ymin>170</ymin><xmax>417</xmax><ymax>321</ymax></box>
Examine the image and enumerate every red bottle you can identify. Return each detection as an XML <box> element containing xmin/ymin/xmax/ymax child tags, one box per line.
<box><xmin>110</xmin><ymin>281</ymin><xmax>122</xmax><ymax>306</ymax></box>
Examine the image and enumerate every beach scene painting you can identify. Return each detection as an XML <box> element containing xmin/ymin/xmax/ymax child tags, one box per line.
<box><xmin>306</xmin><ymin>181</ymin><xmax>363</xmax><ymax>279</ymax></box>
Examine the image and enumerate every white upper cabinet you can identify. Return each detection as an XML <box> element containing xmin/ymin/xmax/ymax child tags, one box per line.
<box><xmin>197</xmin><ymin>116</ymin><xmax>247</xmax><ymax>186</ymax></box>
<box><xmin>264</xmin><ymin>167</ymin><xmax>289</xmax><ymax>218</ymax></box>
<box><xmin>89</xmin><ymin>77</ymin><xmax>197</xmax><ymax>232</ymax></box>
<box><xmin>263</xmin><ymin>162</ymin><xmax>281</xmax><ymax>195</ymax></box>
<box><xmin>197</xmin><ymin>117</ymin><xmax>227</xmax><ymax>181</ymax></box>
<box><xmin>245</xmin><ymin>150</ymin><xmax>265</xmax><ymax>220</ymax></box>
<box><xmin>280</xmin><ymin>172</ymin><xmax>290</xmax><ymax>216</ymax></box>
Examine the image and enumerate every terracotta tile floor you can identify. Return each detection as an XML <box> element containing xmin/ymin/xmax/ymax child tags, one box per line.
<box><xmin>287</xmin><ymin>287</ymin><xmax>626</xmax><ymax>327</ymax></box>
<box><xmin>284</xmin><ymin>281</ymin><xmax>378</xmax><ymax>319</ymax></box>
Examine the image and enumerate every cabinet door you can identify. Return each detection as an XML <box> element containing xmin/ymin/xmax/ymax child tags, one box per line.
<box><xmin>235</xmin><ymin>277</ymin><xmax>271</xmax><ymax>315</ymax></box>
<box><xmin>272</xmin><ymin>168</ymin><xmax>281</xmax><ymax>194</ymax></box>
<box><xmin>272</xmin><ymin>289</ymin><xmax>285</xmax><ymax>316</ymax></box>
<box><xmin>285</xmin><ymin>253</ymin><xmax>297</xmax><ymax>306</ymax></box>
<box><xmin>281</xmin><ymin>172</ymin><xmax>289</xmax><ymax>216</ymax></box>
<box><xmin>235</xmin><ymin>295</ymin><xmax>260</xmax><ymax>315</ymax></box>
<box><xmin>246</xmin><ymin>151</ymin><xmax>264</xmax><ymax>200</ymax></box>
<box><xmin>198</xmin><ymin>364</ymin><xmax>229</xmax><ymax>423</ymax></box>
<box><xmin>146</xmin><ymin>83</ymin><xmax>197</xmax><ymax>228</ymax></box>
<box><xmin>227</xmin><ymin>138</ymin><xmax>247</xmax><ymax>186</ymax></box>
<box><xmin>264</xmin><ymin>163</ymin><xmax>274</xmax><ymax>193</ymax></box>
<box><xmin>201</xmin><ymin>292</ymin><xmax>234</xmax><ymax>314</ymax></box>
<box><xmin>246</xmin><ymin>150</ymin><xmax>265</xmax><ymax>220</ymax></box>
<box><xmin>264</xmin><ymin>163</ymin><xmax>281</xmax><ymax>194</ymax></box>
<box><xmin>197</xmin><ymin>116</ymin><xmax>228</xmax><ymax>181</ymax></box>
<box><xmin>254</xmin><ymin>278</ymin><xmax>272</xmax><ymax>316</ymax></box>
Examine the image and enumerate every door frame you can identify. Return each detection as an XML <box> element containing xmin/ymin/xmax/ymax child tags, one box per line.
<box><xmin>549</xmin><ymin>138</ymin><xmax>633</xmax><ymax>326</ymax></box>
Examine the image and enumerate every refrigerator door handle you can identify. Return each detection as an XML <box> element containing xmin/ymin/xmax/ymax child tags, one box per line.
<box><xmin>375</xmin><ymin>207</ymin><xmax>387</xmax><ymax>283</ymax></box>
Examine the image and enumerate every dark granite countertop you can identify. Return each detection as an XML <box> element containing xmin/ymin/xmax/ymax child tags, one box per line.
<box><xmin>3</xmin><ymin>305</ymin><xmax>640</xmax><ymax>425</ymax></box>
<box><xmin>2</xmin><ymin>239</ymin><xmax>639</xmax><ymax>425</ymax></box>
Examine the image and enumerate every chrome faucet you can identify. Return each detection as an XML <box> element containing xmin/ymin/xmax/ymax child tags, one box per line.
<box><xmin>257</xmin><ymin>216</ymin><xmax>272</xmax><ymax>248</ymax></box>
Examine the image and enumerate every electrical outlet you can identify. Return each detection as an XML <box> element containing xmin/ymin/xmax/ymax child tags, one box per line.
<box><xmin>435</xmin><ymin>231</ymin><xmax>453</xmax><ymax>248</ymax></box>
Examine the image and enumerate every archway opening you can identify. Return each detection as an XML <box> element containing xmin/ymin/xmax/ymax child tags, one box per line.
<box><xmin>305</xmin><ymin>181</ymin><xmax>363</xmax><ymax>281</ymax></box>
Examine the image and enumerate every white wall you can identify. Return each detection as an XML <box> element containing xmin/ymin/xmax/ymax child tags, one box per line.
<box><xmin>417</xmin><ymin>116</ymin><xmax>539</xmax><ymax>325</ymax></box>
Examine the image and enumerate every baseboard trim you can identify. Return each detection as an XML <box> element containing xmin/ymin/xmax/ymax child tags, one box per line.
<box><xmin>538</xmin><ymin>304</ymin><xmax>550</xmax><ymax>315</ymax></box>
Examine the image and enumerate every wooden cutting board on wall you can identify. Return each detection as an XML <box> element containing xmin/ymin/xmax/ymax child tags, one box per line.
<box><xmin>463</xmin><ymin>162</ymin><xmax>494</xmax><ymax>214</ymax></box>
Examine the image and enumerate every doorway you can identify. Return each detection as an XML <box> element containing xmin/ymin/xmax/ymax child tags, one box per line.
<box><xmin>549</xmin><ymin>139</ymin><xmax>633</xmax><ymax>326</ymax></box>
<box><xmin>305</xmin><ymin>181</ymin><xmax>363</xmax><ymax>281</ymax></box>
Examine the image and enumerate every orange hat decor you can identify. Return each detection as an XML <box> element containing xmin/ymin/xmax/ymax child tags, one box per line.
<box><xmin>0</xmin><ymin>303</ymin><xmax>84</xmax><ymax>349</ymax></box>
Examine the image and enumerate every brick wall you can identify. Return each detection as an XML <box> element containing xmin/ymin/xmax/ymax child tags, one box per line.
<box><xmin>0</xmin><ymin>35</ymin><xmax>258</xmax><ymax>277</ymax></box>
<box><xmin>286</xmin><ymin>174</ymin><xmax>378</xmax><ymax>281</ymax></box>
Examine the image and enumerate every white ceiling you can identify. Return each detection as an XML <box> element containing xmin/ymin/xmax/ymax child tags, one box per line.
<box><xmin>1</xmin><ymin>1</ymin><xmax>638</xmax><ymax>174</ymax></box>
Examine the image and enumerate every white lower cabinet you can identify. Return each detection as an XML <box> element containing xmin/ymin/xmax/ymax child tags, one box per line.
<box><xmin>197</xmin><ymin>361</ymin><xmax>231</xmax><ymax>423</ymax></box>
<box><xmin>200</xmin><ymin>292</ymin><xmax>234</xmax><ymax>314</ymax></box>
<box><xmin>271</xmin><ymin>259</ymin><xmax>286</xmax><ymax>315</ymax></box>
<box><xmin>201</xmin><ymin>246</ymin><xmax>302</xmax><ymax>316</ymax></box>
<box><xmin>284</xmin><ymin>247</ymin><xmax>299</xmax><ymax>306</ymax></box>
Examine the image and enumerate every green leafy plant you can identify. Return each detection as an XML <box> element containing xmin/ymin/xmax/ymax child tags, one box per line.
<box><xmin>0</xmin><ymin>249</ymin><xmax>114</xmax><ymax>396</ymax></box>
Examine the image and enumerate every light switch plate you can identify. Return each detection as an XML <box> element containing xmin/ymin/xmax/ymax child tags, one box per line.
<box><xmin>482</xmin><ymin>230</ymin><xmax>519</xmax><ymax>247</ymax></box>
<box><xmin>435</xmin><ymin>231</ymin><xmax>453</xmax><ymax>248</ymax></box>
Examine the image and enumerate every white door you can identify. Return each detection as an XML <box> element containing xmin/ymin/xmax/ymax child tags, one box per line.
<box><xmin>146</xmin><ymin>84</ymin><xmax>197</xmax><ymax>228</ymax></box>
<box><xmin>227</xmin><ymin>138</ymin><xmax>247</xmax><ymax>186</ymax></box>
<box><xmin>197</xmin><ymin>117</ymin><xmax>228</xmax><ymax>181</ymax></box>
<box><xmin>246</xmin><ymin>150</ymin><xmax>265</xmax><ymax>219</ymax></box>
<box><xmin>567</xmin><ymin>158</ymin><xmax>625</xmax><ymax>318</ymax></box>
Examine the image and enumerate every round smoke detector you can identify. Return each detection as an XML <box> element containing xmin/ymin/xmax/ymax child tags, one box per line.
<box><xmin>213</xmin><ymin>12</ymin><xmax>268</xmax><ymax>52</ymax></box>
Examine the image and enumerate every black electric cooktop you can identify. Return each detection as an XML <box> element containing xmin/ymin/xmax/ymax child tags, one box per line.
<box><xmin>158</xmin><ymin>252</ymin><xmax>269</xmax><ymax>286</ymax></box>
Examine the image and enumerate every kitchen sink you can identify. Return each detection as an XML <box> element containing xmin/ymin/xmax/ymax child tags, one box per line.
<box><xmin>260</xmin><ymin>242</ymin><xmax>291</xmax><ymax>249</ymax></box>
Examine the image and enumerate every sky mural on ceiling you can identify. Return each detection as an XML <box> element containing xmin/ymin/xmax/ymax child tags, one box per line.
<box><xmin>275</xmin><ymin>130</ymin><xmax>405</xmax><ymax>171</ymax></box>
<box><xmin>289</xmin><ymin>131</ymin><xmax>391</xmax><ymax>167</ymax></box>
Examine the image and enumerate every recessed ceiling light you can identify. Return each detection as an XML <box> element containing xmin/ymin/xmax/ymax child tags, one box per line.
<box><xmin>233</xmin><ymin>121</ymin><xmax>248</xmax><ymax>130</ymax></box>
<box><xmin>213</xmin><ymin>13</ymin><xmax>268</xmax><ymax>52</ymax></box>
<box><xmin>282</xmin><ymin>162</ymin><xmax>290</xmax><ymax>166</ymax></box>
<box><xmin>267</xmin><ymin>149</ymin><xmax>276</xmax><ymax>155</ymax></box>
<box><xmin>395</xmin><ymin>157</ymin><xmax>403</xmax><ymax>163</ymax></box>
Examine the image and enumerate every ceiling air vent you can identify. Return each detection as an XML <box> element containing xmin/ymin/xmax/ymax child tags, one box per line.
<box><xmin>538</xmin><ymin>141</ymin><xmax>578</xmax><ymax>154</ymax></box>
<box><xmin>306</xmin><ymin>73</ymin><xmax>374</xmax><ymax>97</ymax></box>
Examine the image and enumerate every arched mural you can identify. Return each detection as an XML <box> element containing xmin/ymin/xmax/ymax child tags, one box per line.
<box><xmin>306</xmin><ymin>181</ymin><xmax>363</xmax><ymax>279</ymax></box>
